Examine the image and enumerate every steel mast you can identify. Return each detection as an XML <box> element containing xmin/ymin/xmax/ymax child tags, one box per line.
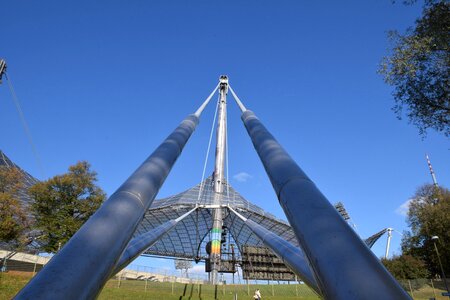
<box><xmin>426</xmin><ymin>154</ymin><xmax>439</xmax><ymax>187</ymax></box>
<box><xmin>210</xmin><ymin>75</ymin><xmax>228</xmax><ymax>284</ymax></box>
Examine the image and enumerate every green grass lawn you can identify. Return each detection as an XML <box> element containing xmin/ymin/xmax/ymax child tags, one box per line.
<box><xmin>100</xmin><ymin>279</ymin><xmax>320</xmax><ymax>300</ymax></box>
<box><xmin>0</xmin><ymin>272</ymin><xmax>33</xmax><ymax>299</ymax></box>
<box><xmin>1</xmin><ymin>272</ymin><xmax>448</xmax><ymax>300</ymax></box>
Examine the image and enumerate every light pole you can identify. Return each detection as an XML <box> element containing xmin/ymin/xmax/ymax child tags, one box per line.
<box><xmin>431</xmin><ymin>236</ymin><xmax>450</xmax><ymax>297</ymax></box>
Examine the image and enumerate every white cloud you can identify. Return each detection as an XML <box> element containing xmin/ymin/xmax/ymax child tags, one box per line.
<box><xmin>190</xmin><ymin>265</ymin><xmax>205</xmax><ymax>274</ymax></box>
<box><xmin>233</xmin><ymin>172</ymin><xmax>252</xmax><ymax>182</ymax></box>
<box><xmin>395</xmin><ymin>199</ymin><xmax>412</xmax><ymax>216</ymax></box>
<box><xmin>188</xmin><ymin>264</ymin><xmax>205</xmax><ymax>274</ymax></box>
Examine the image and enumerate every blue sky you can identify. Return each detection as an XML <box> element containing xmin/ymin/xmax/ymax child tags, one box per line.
<box><xmin>1</xmin><ymin>1</ymin><xmax>448</xmax><ymax>273</ymax></box>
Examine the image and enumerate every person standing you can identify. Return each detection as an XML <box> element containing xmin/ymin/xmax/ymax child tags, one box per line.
<box><xmin>255</xmin><ymin>289</ymin><xmax>261</xmax><ymax>300</ymax></box>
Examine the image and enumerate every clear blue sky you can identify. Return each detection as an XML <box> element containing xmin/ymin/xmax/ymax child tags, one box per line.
<box><xmin>1</xmin><ymin>1</ymin><xmax>448</xmax><ymax>272</ymax></box>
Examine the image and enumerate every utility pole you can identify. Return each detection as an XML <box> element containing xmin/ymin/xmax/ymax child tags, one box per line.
<box><xmin>210</xmin><ymin>75</ymin><xmax>228</xmax><ymax>284</ymax></box>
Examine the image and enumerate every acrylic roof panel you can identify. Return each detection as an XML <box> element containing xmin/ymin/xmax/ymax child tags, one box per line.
<box><xmin>0</xmin><ymin>150</ymin><xmax>38</xmax><ymax>210</ymax></box>
<box><xmin>136</xmin><ymin>176</ymin><xmax>298</xmax><ymax>259</ymax></box>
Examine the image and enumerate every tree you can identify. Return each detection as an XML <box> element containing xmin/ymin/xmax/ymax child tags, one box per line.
<box><xmin>401</xmin><ymin>184</ymin><xmax>450</xmax><ymax>276</ymax></box>
<box><xmin>382</xmin><ymin>254</ymin><xmax>429</xmax><ymax>280</ymax></box>
<box><xmin>0</xmin><ymin>166</ymin><xmax>28</xmax><ymax>245</ymax></box>
<box><xmin>175</xmin><ymin>259</ymin><xmax>193</xmax><ymax>277</ymax></box>
<box><xmin>379</xmin><ymin>1</ymin><xmax>449</xmax><ymax>137</ymax></box>
<box><xmin>29</xmin><ymin>161</ymin><xmax>106</xmax><ymax>252</ymax></box>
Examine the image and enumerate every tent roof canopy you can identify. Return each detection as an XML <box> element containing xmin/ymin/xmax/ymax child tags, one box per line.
<box><xmin>136</xmin><ymin>176</ymin><xmax>298</xmax><ymax>260</ymax></box>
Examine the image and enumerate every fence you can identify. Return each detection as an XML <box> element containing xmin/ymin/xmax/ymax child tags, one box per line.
<box><xmin>0</xmin><ymin>250</ymin><xmax>50</xmax><ymax>277</ymax></box>
<box><xmin>1</xmin><ymin>250</ymin><xmax>449</xmax><ymax>299</ymax></box>
<box><xmin>108</xmin><ymin>263</ymin><xmax>320</xmax><ymax>299</ymax></box>
<box><xmin>105</xmin><ymin>278</ymin><xmax>319</xmax><ymax>300</ymax></box>
<box><xmin>398</xmin><ymin>278</ymin><xmax>450</xmax><ymax>300</ymax></box>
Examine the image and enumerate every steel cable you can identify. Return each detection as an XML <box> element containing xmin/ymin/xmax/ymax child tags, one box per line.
<box><xmin>5</xmin><ymin>73</ymin><xmax>45</xmax><ymax>177</ymax></box>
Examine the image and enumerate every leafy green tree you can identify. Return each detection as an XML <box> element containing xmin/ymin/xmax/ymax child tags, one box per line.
<box><xmin>382</xmin><ymin>254</ymin><xmax>429</xmax><ymax>280</ymax></box>
<box><xmin>0</xmin><ymin>166</ymin><xmax>28</xmax><ymax>244</ymax></box>
<box><xmin>401</xmin><ymin>184</ymin><xmax>450</xmax><ymax>276</ymax></box>
<box><xmin>29</xmin><ymin>161</ymin><xmax>106</xmax><ymax>252</ymax></box>
<box><xmin>379</xmin><ymin>0</ymin><xmax>449</xmax><ymax>136</ymax></box>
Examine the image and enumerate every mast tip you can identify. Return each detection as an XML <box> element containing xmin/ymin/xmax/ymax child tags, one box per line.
<box><xmin>219</xmin><ymin>75</ymin><xmax>228</xmax><ymax>83</ymax></box>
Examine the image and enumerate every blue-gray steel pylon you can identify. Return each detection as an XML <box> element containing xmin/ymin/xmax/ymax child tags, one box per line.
<box><xmin>233</xmin><ymin>106</ymin><xmax>410</xmax><ymax>300</ymax></box>
<box><xmin>229</xmin><ymin>207</ymin><xmax>321</xmax><ymax>295</ymax></box>
<box><xmin>14</xmin><ymin>86</ymin><xmax>218</xmax><ymax>300</ymax></box>
<box><xmin>111</xmin><ymin>206</ymin><xmax>198</xmax><ymax>277</ymax></box>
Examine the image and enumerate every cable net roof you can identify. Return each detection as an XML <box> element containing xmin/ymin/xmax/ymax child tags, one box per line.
<box><xmin>0</xmin><ymin>150</ymin><xmax>41</xmax><ymax>250</ymax></box>
<box><xmin>0</xmin><ymin>150</ymin><xmax>38</xmax><ymax>210</ymax></box>
<box><xmin>135</xmin><ymin>176</ymin><xmax>299</xmax><ymax>260</ymax></box>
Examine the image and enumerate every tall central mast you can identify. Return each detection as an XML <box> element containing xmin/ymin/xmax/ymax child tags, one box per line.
<box><xmin>210</xmin><ymin>75</ymin><xmax>228</xmax><ymax>284</ymax></box>
<box><xmin>214</xmin><ymin>75</ymin><xmax>228</xmax><ymax>193</ymax></box>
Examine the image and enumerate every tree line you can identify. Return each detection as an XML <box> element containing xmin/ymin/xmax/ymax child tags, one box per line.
<box><xmin>382</xmin><ymin>184</ymin><xmax>449</xmax><ymax>281</ymax></box>
<box><xmin>0</xmin><ymin>161</ymin><xmax>105</xmax><ymax>252</ymax></box>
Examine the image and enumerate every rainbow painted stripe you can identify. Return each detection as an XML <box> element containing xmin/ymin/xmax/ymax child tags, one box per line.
<box><xmin>211</xmin><ymin>240</ymin><xmax>221</xmax><ymax>254</ymax></box>
<box><xmin>211</xmin><ymin>228</ymin><xmax>221</xmax><ymax>254</ymax></box>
